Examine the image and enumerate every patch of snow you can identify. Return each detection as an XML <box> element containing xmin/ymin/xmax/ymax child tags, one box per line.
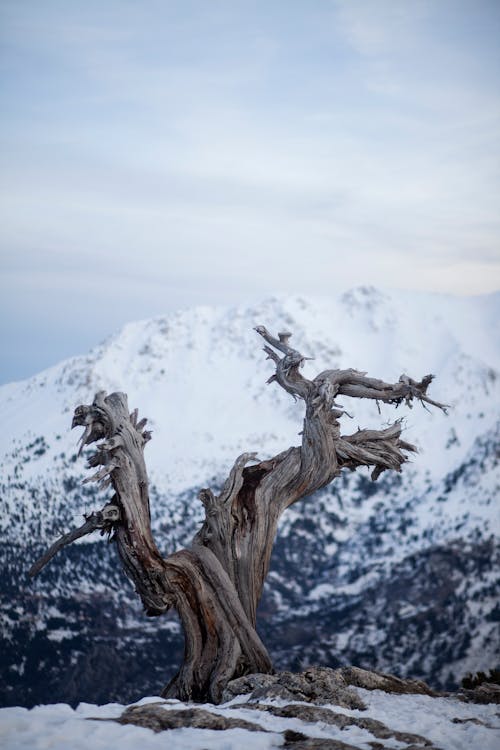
<box><xmin>355</xmin><ymin>688</ymin><xmax>500</xmax><ymax>750</ymax></box>
<box><xmin>47</xmin><ymin>629</ymin><xmax>75</xmax><ymax>642</ymax></box>
<box><xmin>0</xmin><ymin>699</ymin><xmax>279</xmax><ymax>750</ymax></box>
<box><xmin>308</xmin><ymin>583</ymin><xmax>336</xmax><ymax>601</ymax></box>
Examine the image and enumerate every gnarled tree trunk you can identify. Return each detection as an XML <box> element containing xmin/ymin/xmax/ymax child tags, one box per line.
<box><xmin>30</xmin><ymin>326</ymin><xmax>447</xmax><ymax>702</ymax></box>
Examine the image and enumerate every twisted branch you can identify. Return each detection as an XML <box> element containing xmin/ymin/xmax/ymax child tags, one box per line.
<box><xmin>28</xmin><ymin>324</ymin><xmax>448</xmax><ymax>703</ymax></box>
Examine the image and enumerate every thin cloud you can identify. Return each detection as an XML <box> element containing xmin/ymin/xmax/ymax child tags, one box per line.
<box><xmin>0</xmin><ymin>0</ymin><xmax>499</xmax><ymax>382</ymax></box>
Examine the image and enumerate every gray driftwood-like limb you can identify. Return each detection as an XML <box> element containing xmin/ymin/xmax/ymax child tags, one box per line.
<box><xmin>29</xmin><ymin>326</ymin><xmax>447</xmax><ymax>703</ymax></box>
<box><xmin>28</xmin><ymin>504</ymin><xmax>119</xmax><ymax>578</ymax></box>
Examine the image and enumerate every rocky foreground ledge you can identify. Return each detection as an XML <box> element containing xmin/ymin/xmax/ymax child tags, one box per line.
<box><xmin>2</xmin><ymin>667</ymin><xmax>499</xmax><ymax>750</ymax></box>
<box><xmin>114</xmin><ymin>667</ymin><xmax>499</xmax><ymax>750</ymax></box>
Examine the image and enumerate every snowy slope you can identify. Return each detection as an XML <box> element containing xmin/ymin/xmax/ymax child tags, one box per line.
<box><xmin>0</xmin><ymin>287</ymin><xmax>499</xmax><ymax>706</ymax></box>
<box><xmin>2</xmin><ymin>287</ymin><xmax>499</xmax><ymax>499</ymax></box>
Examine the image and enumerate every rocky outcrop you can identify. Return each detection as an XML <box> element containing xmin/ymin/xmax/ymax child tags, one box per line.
<box><xmin>282</xmin><ymin>736</ymin><xmax>365</xmax><ymax>750</ymax></box>
<box><xmin>84</xmin><ymin>666</ymin><xmax>499</xmax><ymax>750</ymax></box>
<box><xmin>117</xmin><ymin>702</ymin><xmax>265</xmax><ymax>733</ymax></box>
<box><xmin>222</xmin><ymin>667</ymin><xmax>366</xmax><ymax>708</ymax></box>
<box><xmin>458</xmin><ymin>682</ymin><xmax>500</xmax><ymax>705</ymax></box>
<box><xmin>113</xmin><ymin>697</ymin><xmax>437</xmax><ymax>750</ymax></box>
<box><xmin>337</xmin><ymin>666</ymin><xmax>439</xmax><ymax>696</ymax></box>
<box><xmin>234</xmin><ymin>702</ymin><xmax>434</xmax><ymax>747</ymax></box>
<box><xmin>222</xmin><ymin>665</ymin><xmax>438</xmax><ymax>705</ymax></box>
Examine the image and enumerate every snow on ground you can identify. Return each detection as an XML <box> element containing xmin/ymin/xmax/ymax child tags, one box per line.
<box><xmin>353</xmin><ymin>689</ymin><xmax>500</xmax><ymax>750</ymax></box>
<box><xmin>2</xmin><ymin>698</ymin><xmax>277</xmax><ymax>750</ymax></box>
<box><xmin>1</xmin><ymin>691</ymin><xmax>499</xmax><ymax>750</ymax></box>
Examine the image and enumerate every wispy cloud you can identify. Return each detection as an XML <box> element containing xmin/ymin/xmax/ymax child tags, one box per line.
<box><xmin>1</xmin><ymin>0</ymin><xmax>499</xmax><ymax>381</ymax></box>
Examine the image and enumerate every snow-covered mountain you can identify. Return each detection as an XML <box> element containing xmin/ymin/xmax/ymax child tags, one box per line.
<box><xmin>1</xmin><ymin>286</ymin><xmax>499</xmax><ymax>707</ymax></box>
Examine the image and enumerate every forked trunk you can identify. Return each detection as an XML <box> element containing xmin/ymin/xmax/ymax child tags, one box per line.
<box><xmin>30</xmin><ymin>326</ymin><xmax>447</xmax><ymax>702</ymax></box>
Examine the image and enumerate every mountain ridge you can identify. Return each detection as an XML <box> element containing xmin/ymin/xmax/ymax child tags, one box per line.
<box><xmin>1</xmin><ymin>286</ymin><xmax>498</xmax><ymax>706</ymax></box>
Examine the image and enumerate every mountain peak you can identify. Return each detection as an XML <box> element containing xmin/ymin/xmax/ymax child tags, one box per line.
<box><xmin>1</xmin><ymin>288</ymin><xmax>499</xmax><ymax>706</ymax></box>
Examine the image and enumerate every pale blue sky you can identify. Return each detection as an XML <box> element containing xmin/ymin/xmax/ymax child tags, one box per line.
<box><xmin>1</xmin><ymin>0</ymin><xmax>499</xmax><ymax>383</ymax></box>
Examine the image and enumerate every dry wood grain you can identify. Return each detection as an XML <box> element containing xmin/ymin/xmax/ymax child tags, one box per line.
<box><xmin>29</xmin><ymin>326</ymin><xmax>447</xmax><ymax>702</ymax></box>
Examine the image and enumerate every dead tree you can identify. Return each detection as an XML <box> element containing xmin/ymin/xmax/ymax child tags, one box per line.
<box><xmin>29</xmin><ymin>326</ymin><xmax>447</xmax><ymax>702</ymax></box>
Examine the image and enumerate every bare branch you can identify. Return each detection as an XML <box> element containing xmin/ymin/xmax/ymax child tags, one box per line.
<box><xmin>254</xmin><ymin>325</ymin><xmax>312</xmax><ymax>401</ymax></box>
<box><xmin>316</xmin><ymin>369</ymin><xmax>449</xmax><ymax>413</ymax></box>
<box><xmin>28</xmin><ymin>503</ymin><xmax>120</xmax><ymax>578</ymax></box>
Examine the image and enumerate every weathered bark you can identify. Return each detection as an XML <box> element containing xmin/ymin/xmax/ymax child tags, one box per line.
<box><xmin>29</xmin><ymin>326</ymin><xmax>447</xmax><ymax>702</ymax></box>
